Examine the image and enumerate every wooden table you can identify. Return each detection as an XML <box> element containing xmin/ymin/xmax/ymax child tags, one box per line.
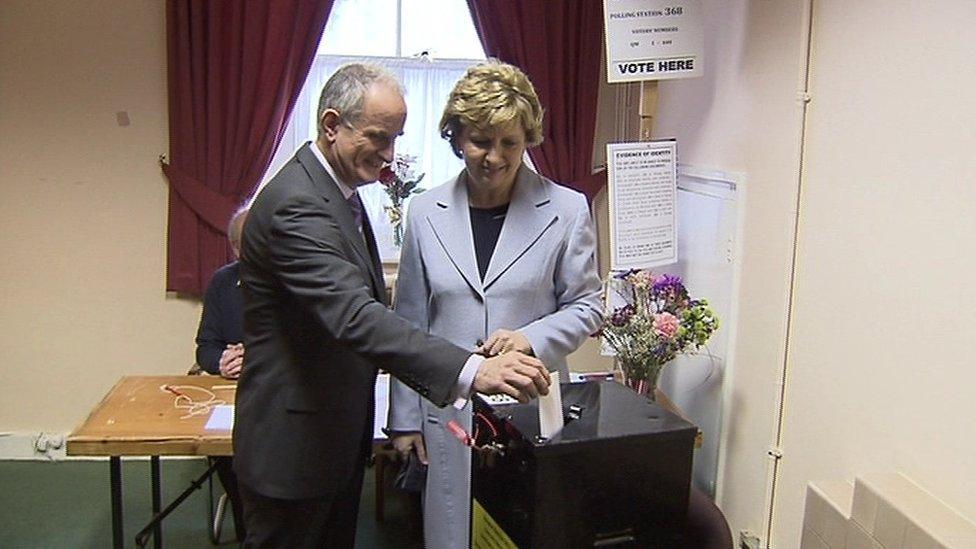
<box><xmin>67</xmin><ymin>374</ymin><xmax>399</xmax><ymax>547</ymax></box>
<box><xmin>68</xmin><ymin>375</ymin><xmax>237</xmax><ymax>548</ymax></box>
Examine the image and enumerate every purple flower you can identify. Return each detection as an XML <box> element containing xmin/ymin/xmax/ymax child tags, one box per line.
<box><xmin>609</xmin><ymin>304</ymin><xmax>635</xmax><ymax>327</ymax></box>
<box><xmin>653</xmin><ymin>274</ymin><xmax>683</xmax><ymax>294</ymax></box>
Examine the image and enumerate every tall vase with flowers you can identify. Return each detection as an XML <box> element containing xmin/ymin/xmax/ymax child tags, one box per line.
<box><xmin>601</xmin><ymin>269</ymin><xmax>719</xmax><ymax>399</ymax></box>
<box><xmin>378</xmin><ymin>153</ymin><xmax>425</xmax><ymax>247</ymax></box>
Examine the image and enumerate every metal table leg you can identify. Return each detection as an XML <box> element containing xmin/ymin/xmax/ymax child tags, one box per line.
<box><xmin>110</xmin><ymin>456</ymin><xmax>124</xmax><ymax>549</ymax></box>
<box><xmin>135</xmin><ymin>459</ymin><xmax>222</xmax><ymax>547</ymax></box>
<box><xmin>151</xmin><ymin>456</ymin><xmax>162</xmax><ymax>549</ymax></box>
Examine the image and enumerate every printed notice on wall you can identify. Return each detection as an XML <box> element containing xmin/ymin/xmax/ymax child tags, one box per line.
<box><xmin>603</xmin><ymin>0</ymin><xmax>703</xmax><ymax>83</ymax></box>
<box><xmin>607</xmin><ymin>140</ymin><xmax>677</xmax><ymax>270</ymax></box>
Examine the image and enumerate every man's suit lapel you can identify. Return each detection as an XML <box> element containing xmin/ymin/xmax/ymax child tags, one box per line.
<box><xmin>426</xmin><ymin>173</ymin><xmax>484</xmax><ymax>299</ymax></box>
<box><xmin>482</xmin><ymin>166</ymin><xmax>557</xmax><ymax>290</ymax></box>
<box><xmin>296</xmin><ymin>144</ymin><xmax>386</xmax><ymax>302</ymax></box>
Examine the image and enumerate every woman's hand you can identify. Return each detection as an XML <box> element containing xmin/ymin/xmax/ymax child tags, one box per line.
<box><xmin>479</xmin><ymin>329</ymin><xmax>533</xmax><ymax>357</ymax></box>
<box><xmin>391</xmin><ymin>432</ymin><xmax>428</xmax><ymax>464</ymax></box>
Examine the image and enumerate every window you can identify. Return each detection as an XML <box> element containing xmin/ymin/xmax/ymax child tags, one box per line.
<box><xmin>263</xmin><ymin>0</ymin><xmax>486</xmax><ymax>262</ymax></box>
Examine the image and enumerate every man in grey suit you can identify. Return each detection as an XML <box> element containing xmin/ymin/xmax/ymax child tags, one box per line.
<box><xmin>233</xmin><ymin>63</ymin><xmax>551</xmax><ymax>548</ymax></box>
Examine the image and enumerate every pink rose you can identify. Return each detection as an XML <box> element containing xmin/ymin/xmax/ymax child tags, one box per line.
<box><xmin>653</xmin><ymin>312</ymin><xmax>680</xmax><ymax>339</ymax></box>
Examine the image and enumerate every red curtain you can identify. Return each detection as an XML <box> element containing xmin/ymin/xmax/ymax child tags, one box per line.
<box><xmin>466</xmin><ymin>0</ymin><xmax>606</xmax><ymax>201</ymax></box>
<box><xmin>163</xmin><ymin>0</ymin><xmax>333</xmax><ymax>294</ymax></box>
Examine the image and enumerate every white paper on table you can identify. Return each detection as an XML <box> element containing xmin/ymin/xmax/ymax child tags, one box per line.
<box><xmin>538</xmin><ymin>372</ymin><xmax>564</xmax><ymax>439</ymax></box>
<box><xmin>205</xmin><ymin>405</ymin><xmax>234</xmax><ymax>430</ymax></box>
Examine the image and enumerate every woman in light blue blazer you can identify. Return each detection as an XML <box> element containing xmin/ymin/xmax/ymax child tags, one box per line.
<box><xmin>388</xmin><ymin>60</ymin><xmax>603</xmax><ymax>548</ymax></box>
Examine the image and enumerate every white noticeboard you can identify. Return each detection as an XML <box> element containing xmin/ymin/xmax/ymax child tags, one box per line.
<box><xmin>603</xmin><ymin>0</ymin><xmax>703</xmax><ymax>83</ymax></box>
<box><xmin>607</xmin><ymin>140</ymin><xmax>678</xmax><ymax>270</ymax></box>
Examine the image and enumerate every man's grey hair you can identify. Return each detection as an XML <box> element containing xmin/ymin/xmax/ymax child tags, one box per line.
<box><xmin>316</xmin><ymin>63</ymin><xmax>404</xmax><ymax>137</ymax></box>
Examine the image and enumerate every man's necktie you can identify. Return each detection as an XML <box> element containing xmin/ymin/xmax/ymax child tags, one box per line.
<box><xmin>346</xmin><ymin>191</ymin><xmax>383</xmax><ymax>299</ymax></box>
<box><xmin>347</xmin><ymin>192</ymin><xmax>364</xmax><ymax>233</ymax></box>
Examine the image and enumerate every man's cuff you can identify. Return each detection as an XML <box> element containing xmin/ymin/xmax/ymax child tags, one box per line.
<box><xmin>452</xmin><ymin>354</ymin><xmax>483</xmax><ymax>409</ymax></box>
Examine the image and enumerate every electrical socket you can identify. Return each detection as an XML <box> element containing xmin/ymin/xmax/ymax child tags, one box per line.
<box><xmin>48</xmin><ymin>434</ymin><xmax>64</xmax><ymax>449</ymax></box>
<box><xmin>33</xmin><ymin>432</ymin><xmax>65</xmax><ymax>454</ymax></box>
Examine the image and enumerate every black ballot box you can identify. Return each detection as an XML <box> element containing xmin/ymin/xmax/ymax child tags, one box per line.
<box><xmin>471</xmin><ymin>380</ymin><xmax>698</xmax><ymax>548</ymax></box>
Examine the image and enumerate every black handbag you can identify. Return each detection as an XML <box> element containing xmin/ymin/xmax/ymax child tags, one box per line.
<box><xmin>393</xmin><ymin>450</ymin><xmax>427</xmax><ymax>493</ymax></box>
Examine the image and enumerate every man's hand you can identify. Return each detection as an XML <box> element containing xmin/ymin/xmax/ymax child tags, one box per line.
<box><xmin>472</xmin><ymin>352</ymin><xmax>550</xmax><ymax>403</ymax></box>
<box><xmin>390</xmin><ymin>432</ymin><xmax>428</xmax><ymax>464</ymax></box>
<box><xmin>218</xmin><ymin>343</ymin><xmax>244</xmax><ymax>379</ymax></box>
<box><xmin>478</xmin><ymin>329</ymin><xmax>533</xmax><ymax>356</ymax></box>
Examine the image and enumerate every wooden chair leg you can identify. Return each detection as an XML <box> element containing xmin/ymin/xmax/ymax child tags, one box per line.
<box><xmin>373</xmin><ymin>445</ymin><xmax>390</xmax><ymax>522</ymax></box>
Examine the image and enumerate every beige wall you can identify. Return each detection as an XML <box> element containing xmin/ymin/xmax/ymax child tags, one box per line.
<box><xmin>776</xmin><ymin>0</ymin><xmax>976</xmax><ymax>546</ymax></box>
<box><xmin>0</xmin><ymin>1</ymin><xmax>200</xmax><ymax>431</ymax></box>
<box><xmin>653</xmin><ymin>1</ymin><xmax>810</xmax><ymax>543</ymax></box>
<box><xmin>654</xmin><ymin>0</ymin><xmax>976</xmax><ymax>546</ymax></box>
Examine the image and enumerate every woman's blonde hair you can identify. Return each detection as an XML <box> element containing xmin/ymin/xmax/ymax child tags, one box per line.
<box><xmin>439</xmin><ymin>60</ymin><xmax>544</xmax><ymax>158</ymax></box>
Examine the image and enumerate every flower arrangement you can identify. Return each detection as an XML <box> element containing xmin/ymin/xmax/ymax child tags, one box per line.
<box><xmin>378</xmin><ymin>153</ymin><xmax>425</xmax><ymax>247</ymax></box>
<box><xmin>602</xmin><ymin>269</ymin><xmax>719</xmax><ymax>396</ymax></box>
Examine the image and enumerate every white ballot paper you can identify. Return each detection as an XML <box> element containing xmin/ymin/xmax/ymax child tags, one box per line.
<box><xmin>374</xmin><ymin>373</ymin><xmax>390</xmax><ymax>439</ymax></box>
<box><xmin>205</xmin><ymin>405</ymin><xmax>234</xmax><ymax>431</ymax></box>
<box><xmin>538</xmin><ymin>372</ymin><xmax>564</xmax><ymax>439</ymax></box>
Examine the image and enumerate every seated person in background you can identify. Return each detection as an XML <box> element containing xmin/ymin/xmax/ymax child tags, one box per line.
<box><xmin>196</xmin><ymin>207</ymin><xmax>247</xmax><ymax>378</ymax></box>
<box><xmin>194</xmin><ymin>206</ymin><xmax>248</xmax><ymax>541</ymax></box>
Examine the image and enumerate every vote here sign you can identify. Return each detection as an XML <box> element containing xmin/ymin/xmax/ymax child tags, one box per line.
<box><xmin>604</xmin><ymin>0</ymin><xmax>704</xmax><ymax>83</ymax></box>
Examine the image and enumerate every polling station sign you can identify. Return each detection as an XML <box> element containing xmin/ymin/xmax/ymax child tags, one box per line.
<box><xmin>604</xmin><ymin>0</ymin><xmax>703</xmax><ymax>83</ymax></box>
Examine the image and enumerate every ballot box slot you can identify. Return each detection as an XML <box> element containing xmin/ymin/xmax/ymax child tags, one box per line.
<box><xmin>593</xmin><ymin>527</ymin><xmax>636</xmax><ymax>546</ymax></box>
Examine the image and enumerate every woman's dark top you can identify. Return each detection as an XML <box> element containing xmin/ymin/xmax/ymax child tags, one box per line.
<box><xmin>469</xmin><ymin>204</ymin><xmax>509</xmax><ymax>281</ymax></box>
